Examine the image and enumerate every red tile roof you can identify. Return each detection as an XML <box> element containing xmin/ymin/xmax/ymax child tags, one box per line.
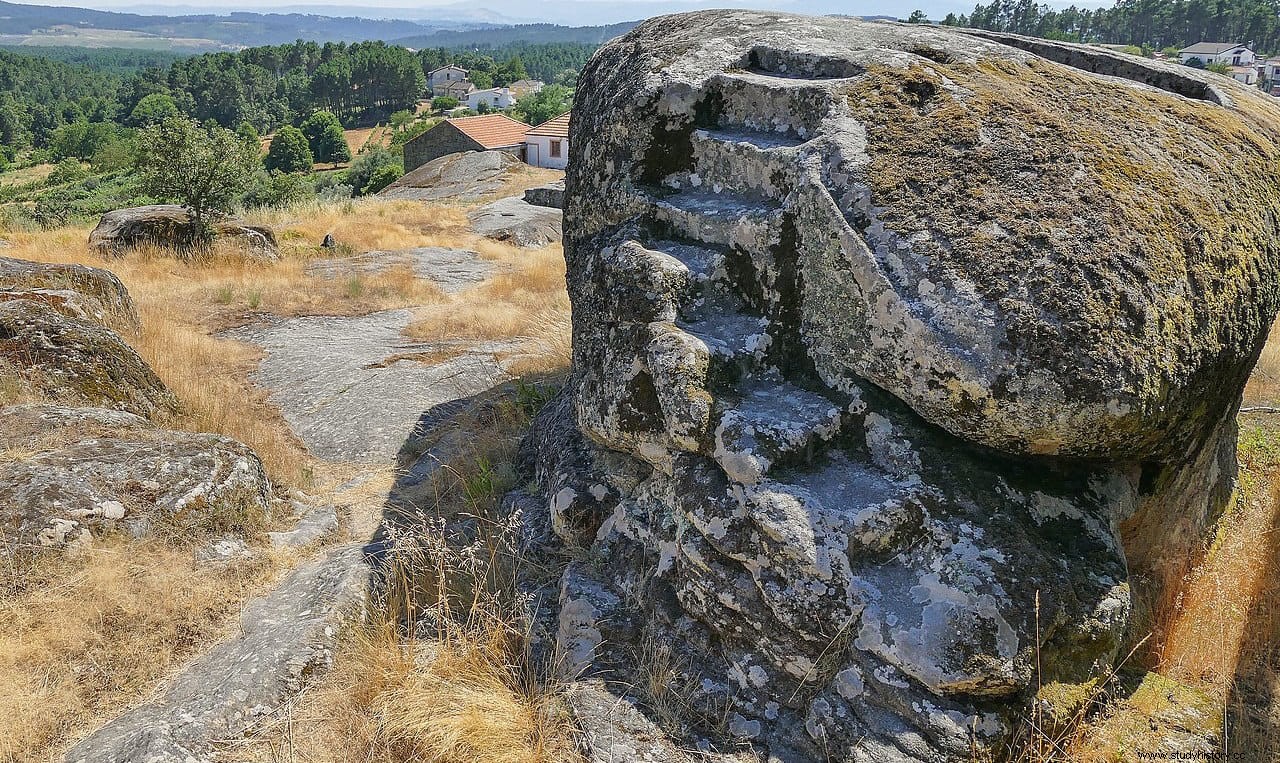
<box><xmin>448</xmin><ymin>114</ymin><xmax>529</xmax><ymax>149</ymax></box>
<box><xmin>526</xmin><ymin>112</ymin><xmax>570</xmax><ymax>139</ymax></box>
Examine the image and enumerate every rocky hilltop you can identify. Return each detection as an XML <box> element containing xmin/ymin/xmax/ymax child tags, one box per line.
<box><xmin>531</xmin><ymin>11</ymin><xmax>1280</xmax><ymax>760</ymax></box>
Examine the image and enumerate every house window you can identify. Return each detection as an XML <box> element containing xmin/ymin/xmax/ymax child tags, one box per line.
<box><xmin>550</xmin><ymin>139</ymin><xmax>562</xmax><ymax>158</ymax></box>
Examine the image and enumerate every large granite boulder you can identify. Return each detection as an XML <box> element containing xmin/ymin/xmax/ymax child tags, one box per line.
<box><xmin>380</xmin><ymin>150</ymin><xmax>524</xmax><ymax>202</ymax></box>
<box><xmin>89</xmin><ymin>205</ymin><xmax>278</xmax><ymax>259</ymax></box>
<box><xmin>0</xmin><ymin>300</ymin><xmax>175</xmax><ymax>417</ymax></box>
<box><xmin>0</xmin><ymin>256</ymin><xmax>138</xmax><ymax>328</ymax></box>
<box><xmin>0</xmin><ymin>404</ymin><xmax>272</xmax><ymax>550</ymax></box>
<box><xmin>531</xmin><ymin>11</ymin><xmax>1280</xmax><ymax>761</ymax></box>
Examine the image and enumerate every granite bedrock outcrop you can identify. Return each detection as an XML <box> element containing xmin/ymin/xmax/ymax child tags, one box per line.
<box><xmin>528</xmin><ymin>10</ymin><xmax>1280</xmax><ymax>761</ymax></box>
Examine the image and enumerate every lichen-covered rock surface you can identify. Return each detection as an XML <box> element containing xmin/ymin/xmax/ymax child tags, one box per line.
<box><xmin>0</xmin><ymin>404</ymin><xmax>272</xmax><ymax>550</ymax></box>
<box><xmin>0</xmin><ymin>299</ymin><xmax>175</xmax><ymax>416</ymax></box>
<box><xmin>0</xmin><ymin>256</ymin><xmax>138</xmax><ymax>328</ymax></box>
<box><xmin>89</xmin><ymin>204</ymin><xmax>278</xmax><ymax>259</ymax></box>
<box><xmin>532</xmin><ymin>11</ymin><xmax>1280</xmax><ymax>761</ymax></box>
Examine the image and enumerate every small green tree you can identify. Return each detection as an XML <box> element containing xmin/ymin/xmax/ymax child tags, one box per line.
<box><xmin>265</xmin><ymin>125</ymin><xmax>314</xmax><ymax>173</ymax></box>
<box><xmin>513</xmin><ymin>84</ymin><xmax>572</xmax><ymax>127</ymax></box>
<box><xmin>1206</xmin><ymin>61</ymin><xmax>1231</xmax><ymax>74</ymax></box>
<box><xmin>389</xmin><ymin>109</ymin><xmax>415</xmax><ymax>132</ymax></box>
<box><xmin>136</xmin><ymin>116</ymin><xmax>259</xmax><ymax>229</ymax></box>
<box><xmin>906</xmin><ymin>10</ymin><xmax>927</xmax><ymax>23</ymax></box>
<box><xmin>90</xmin><ymin>136</ymin><xmax>135</xmax><ymax>173</ymax></box>
<box><xmin>48</xmin><ymin>157</ymin><xmax>88</xmax><ymax>186</ymax></box>
<box><xmin>299</xmin><ymin>111</ymin><xmax>350</xmax><ymax>165</ymax></box>
<box><xmin>128</xmin><ymin>93</ymin><xmax>180</xmax><ymax>127</ymax></box>
<box><xmin>235</xmin><ymin>121</ymin><xmax>261</xmax><ymax>151</ymax></box>
<box><xmin>363</xmin><ymin>162</ymin><xmax>402</xmax><ymax>195</ymax></box>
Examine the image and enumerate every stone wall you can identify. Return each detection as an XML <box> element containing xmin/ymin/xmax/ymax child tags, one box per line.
<box><xmin>403</xmin><ymin>123</ymin><xmax>523</xmax><ymax>173</ymax></box>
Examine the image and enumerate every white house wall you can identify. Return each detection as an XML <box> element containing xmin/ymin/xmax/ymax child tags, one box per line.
<box><xmin>525</xmin><ymin>135</ymin><xmax>569</xmax><ymax>169</ymax></box>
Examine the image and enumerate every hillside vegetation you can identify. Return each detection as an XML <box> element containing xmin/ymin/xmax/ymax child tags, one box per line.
<box><xmin>0</xmin><ymin>37</ymin><xmax>586</xmax><ymax>157</ymax></box>
<box><xmin>941</xmin><ymin>0</ymin><xmax>1280</xmax><ymax>53</ymax></box>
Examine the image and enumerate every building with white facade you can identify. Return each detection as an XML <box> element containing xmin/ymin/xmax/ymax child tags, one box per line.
<box><xmin>524</xmin><ymin>112</ymin><xmax>570</xmax><ymax>169</ymax></box>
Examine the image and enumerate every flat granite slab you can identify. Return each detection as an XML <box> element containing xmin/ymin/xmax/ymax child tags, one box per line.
<box><xmin>304</xmin><ymin>247</ymin><xmax>496</xmax><ymax>294</ymax></box>
<box><xmin>228</xmin><ymin>309</ymin><xmax>514</xmax><ymax>463</ymax></box>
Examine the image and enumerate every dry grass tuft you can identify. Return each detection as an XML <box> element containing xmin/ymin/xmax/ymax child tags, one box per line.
<box><xmin>0</xmin><ymin>539</ymin><xmax>282</xmax><ymax>763</ymax></box>
<box><xmin>239</xmin><ymin>382</ymin><xmax>579</xmax><ymax>763</ymax></box>
<box><xmin>375</xmin><ymin>630</ymin><xmax>572</xmax><ymax>763</ymax></box>
<box><xmin>405</xmin><ymin>244</ymin><xmax>571</xmax><ymax>376</ymax></box>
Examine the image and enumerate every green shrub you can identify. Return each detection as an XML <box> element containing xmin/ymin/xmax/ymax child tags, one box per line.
<box><xmin>241</xmin><ymin>170</ymin><xmax>315</xmax><ymax>210</ymax></box>
<box><xmin>47</xmin><ymin>158</ymin><xmax>88</xmax><ymax>186</ymax></box>
<box><xmin>300</xmin><ymin>110</ymin><xmax>351</xmax><ymax>165</ymax></box>
<box><xmin>264</xmin><ymin>125</ymin><xmax>313</xmax><ymax>174</ymax></box>
<box><xmin>344</xmin><ymin>146</ymin><xmax>400</xmax><ymax>197</ymax></box>
<box><xmin>363</xmin><ymin>162</ymin><xmax>402</xmax><ymax>195</ymax></box>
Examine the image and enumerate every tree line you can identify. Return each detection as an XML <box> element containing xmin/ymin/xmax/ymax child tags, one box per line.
<box><xmin>934</xmin><ymin>0</ymin><xmax>1280</xmax><ymax>54</ymax></box>
<box><xmin>0</xmin><ymin>38</ymin><xmax>595</xmax><ymax>153</ymax></box>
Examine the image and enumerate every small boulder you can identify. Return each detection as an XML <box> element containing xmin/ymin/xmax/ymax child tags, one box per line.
<box><xmin>89</xmin><ymin>205</ymin><xmax>278</xmax><ymax>260</ymax></box>
<box><xmin>0</xmin><ymin>408</ymin><xmax>272</xmax><ymax>550</ymax></box>
<box><xmin>0</xmin><ymin>404</ymin><xmax>149</xmax><ymax>449</ymax></box>
<box><xmin>468</xmin><ymin>196</ymin><xmax>562</xmax><ymax>248</ymax></box>
<box><xmin>0</xmin><ymin>300</ymin><xmax>176</xmax><ymax>417</ymax></box>
<box><xmin>523</xmin><ymin>180</ymin><xmax>565</xmax><ymax>209</ymax></box>
<box><xmin>0</xmin><ymin>256</ymin><xmax>138</xmax><ymax>328</ymax></box>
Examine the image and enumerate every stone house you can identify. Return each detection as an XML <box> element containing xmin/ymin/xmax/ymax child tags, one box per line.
<box><xmin>509</xmin><ymin>79</ymin><xmax>545</xmax><ymax>98</ymax></box>
<box><xmin>524</xmin><ymin>112</ymin><xmax>570</xmax><ymax>169</ymax></box>
<box><xmin>1262</xmin><ymin>57</ymin><xmax>1280</xmax><ymax>87</ymax></box>
<box><xmin>428</xmin><ymin>65</ymin><xmax>470</xmax><ymax>96</ymax></box>
<box><xmin>439</xmin><ymin>79</ymin><xmax>475</xmax><ymax>100</ymax></box>
<box><xmin>465</xmin><ymin>87</ymin><xmax>516</xmax><ymax>111</ymax></box>
<box><xmin>1178</xmin><ymin>42</ymin><xmax>1256</xmax><ymax>67</ymax></box>
<box><xmin>402</xmin><ymin>114</ymin><xmax>529</xmax><ymax>173</ymax></box>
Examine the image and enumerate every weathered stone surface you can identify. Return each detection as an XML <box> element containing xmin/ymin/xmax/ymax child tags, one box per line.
<box><xmin>0</xmin><ymin>300</ymin><xmax>175</xmax><ymax>417</ymax></box>
<box><xmin>64</xmin><ymin>543</ymin><xmax>371</xmax><ymax>763</ymax></box>
<box><xmin>469</xmin><ymin>196</ymin><xmax>563</xmax><ymax>247</ymax></box>
<box><xmin>268</xmin><ymin>502</ymin><xmax>338</xmax><ymax>548</ymax></box>
<box><xmin>304</xmin><ymin>246</ymin><xmax>496</xmax><ymax>293</ymax></box>
<box><xmin>524</xmin><ymin>179</ymin><xmax>566</xmax><ymax>209</ymax></box>
<box><xmin>0</xmin><ymin>256</ymin><xmax>138</xmax><ymax>328</ymax></box>
<box><xmin>89</xmin><ymin>205</ymin><xmax>278</xmax><ymax>259</ymax></box>
<box><xmin>0</xmin><ymin>405</ymin><xmax>271</xmax><ymax>550</ymax></box>
<box><xmin>532</xmin><ymin>11</ymin><xmax>1280</xmax><ymax>761</ymax></box>
<box><xmin>0</xmin><ymin>403</ymin><xmax>149</xmax><ymax>449</ymax></box>
<box><xmin>380</xmin><ymin>150</ymin><xmax>524</xmax><ymax>201</ymax></box>
<box><xmin>228</xmin><ymin>309</ymin><xmax>516</xmax><ymax>462</ymax></box>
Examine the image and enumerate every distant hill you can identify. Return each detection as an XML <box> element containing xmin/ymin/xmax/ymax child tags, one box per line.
<box><xmin>0</xmin><ymin>0</ymin><xmax>449</xmax><ymax>49</ymax></box>
<box><xmin>393</xmin><ymin>22</ymin><xmax>640</xmax><ymax>50</ymax></box>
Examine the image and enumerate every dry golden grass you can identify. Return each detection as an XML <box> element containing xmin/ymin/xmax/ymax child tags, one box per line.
<box><xmin>404</xmin><ymin>243</ymin><xmax>571</xmax><ymax>376</ymax></box>
<box><xmin>252</xmin><ymin>622</ymin><xmax>576</xmax><ymax>763</ymax></box>
<box><xmin>236</xmin><ymin>383</ymin><xmax>578</xmax><ymax>763</ymax></box>
<box><xmin>0</xmin><ymin>193</ymin><xmax>577</xmax><ymax>763</ymax></box>
<box><xmin>0</xmin><ymin>539</ymin><xmax>283</xmax><ymax>763</ymax></box>
<box><xmin>0</xmin><ymin>163</ymin><xmax>53</xmax><ymax>188</ymax></box>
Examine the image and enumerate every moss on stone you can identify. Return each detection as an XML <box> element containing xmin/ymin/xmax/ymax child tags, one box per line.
<box><xmin>841</xmin><ymin>55</ymin><xmax>1280</xmax><ymax>459</ymax></box>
